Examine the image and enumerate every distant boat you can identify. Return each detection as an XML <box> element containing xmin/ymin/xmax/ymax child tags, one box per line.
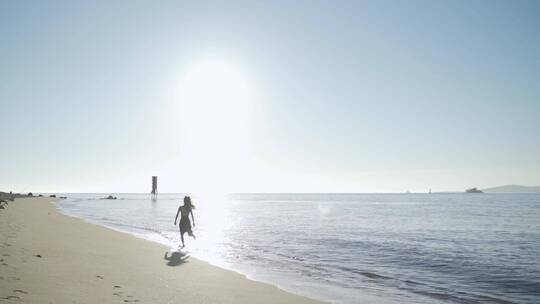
<box><xmin>465</xmin><ymin>187</ymin><xmax>483</xmax><ymax>193</ymax></box>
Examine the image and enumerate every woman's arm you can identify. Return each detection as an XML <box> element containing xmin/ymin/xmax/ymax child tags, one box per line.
<box><xmin>174</xmin><ymin>207</ymin><xmax>181</xmax><ymax>225</ymax></box>
<box><xmin>191</xmin><ymin>210</ymin><xmax>195</xmax><ymax>227</ymax></box>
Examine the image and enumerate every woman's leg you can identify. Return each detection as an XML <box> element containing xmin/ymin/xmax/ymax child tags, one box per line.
<box><xmin>179</xmin><ymin>225</ymin><xmax>185</xmax><ymax>247</ymax></box>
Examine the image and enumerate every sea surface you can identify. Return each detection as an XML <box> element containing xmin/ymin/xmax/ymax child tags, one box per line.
<box><xmin>55</xmin><ymin>193</ymin><xmax>540</xmax><ymax>304</ymax></box>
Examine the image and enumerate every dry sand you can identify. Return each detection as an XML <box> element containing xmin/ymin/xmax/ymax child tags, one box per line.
<box><xmin>0</xmin><ymin>197</ymin><xmax>323</xmax><ymax>303</ymax></box>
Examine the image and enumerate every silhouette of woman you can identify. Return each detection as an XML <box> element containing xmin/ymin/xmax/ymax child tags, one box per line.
<box><xmin>174</xmin><ymin>196</ymin><xmax>196</xmax><ymax>248</ymax></box>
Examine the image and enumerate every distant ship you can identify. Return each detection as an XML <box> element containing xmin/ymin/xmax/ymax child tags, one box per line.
<box><xmin>465</xmin><ymin>187</ymin><xmax>483</xmax><ymax>193</ymax></box>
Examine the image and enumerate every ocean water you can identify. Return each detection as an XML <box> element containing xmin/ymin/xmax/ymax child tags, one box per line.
<box><xmin>55</xmin><ymin>193</ymin><xmax>540</xmax><ymax>304</ymax></box>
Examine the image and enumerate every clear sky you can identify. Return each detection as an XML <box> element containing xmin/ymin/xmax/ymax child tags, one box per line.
<box><xmin>1</xmin><ymin>0</ymin><xmax>539</xmax><ymax>193</ymax></box>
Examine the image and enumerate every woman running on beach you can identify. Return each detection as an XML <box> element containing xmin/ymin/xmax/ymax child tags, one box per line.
<box><xmin>174</xmin><ymin>196</ymin><xmax>196</xmax><ymax>248</ymax></box>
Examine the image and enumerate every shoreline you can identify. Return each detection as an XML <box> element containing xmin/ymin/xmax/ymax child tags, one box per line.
<box><xmin>0</xmin><ymin>197</ymin><xmax>325</xmax><ymax>303</ymax></box>
<box><xmin>53</xmin><ymin>196</ymin><xmax>341</xmax><ymax>304</ymax></box>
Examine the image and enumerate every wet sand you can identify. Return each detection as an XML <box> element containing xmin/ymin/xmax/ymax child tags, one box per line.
<box><xmin>0</xmin><ymin>197</ymin><xmax>323</xmax><ymax>303</ymax></box>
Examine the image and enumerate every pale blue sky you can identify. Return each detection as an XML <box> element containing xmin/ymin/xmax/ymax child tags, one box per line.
<box><xmin>1</xmin><ymin>0</ymin><xmax>539</xmax><ymax>193</ymax></box>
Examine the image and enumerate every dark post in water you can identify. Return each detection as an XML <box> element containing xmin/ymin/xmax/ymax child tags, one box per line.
<box><xmin>151</xmin><ymin>176</ymin><xmax>158</xmax><ymax>198</ymax></box>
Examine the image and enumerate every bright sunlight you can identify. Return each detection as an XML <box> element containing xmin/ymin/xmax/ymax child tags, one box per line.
<box><xmin>176</xmin><ymin>59</ymin><xmax>254</xmax><ymax>194</ymax></box>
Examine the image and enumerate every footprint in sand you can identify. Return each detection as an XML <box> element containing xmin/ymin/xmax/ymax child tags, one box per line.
<box><xmin>34</xmin><ymin>254</ymin><xmax>42</xmax><ymax>258</ymax></box>
<box><xmin>1</xmin><ymin>295</ymin><xmax>20</xmax><ymax>300</ymax></box>
<box><xmin>124</xmin><ymin>294</ymin><xmax>139</xmax><ymax>301</ymax></box>
<box><xmin>96</xmin><ymin>275</ymin><xmax>104</xmax><ymax>279</ymax></box>
<box><xmin>110</xmin><ymin>286</ymin><xmax>139</xmax><ymax>302</ymax></box>
<box><xmin>112</xmin><ymin>286</ymin><xmax>124</xmax><ymax>297</ymax></box>
<box><xmin>13</xmin><ymin>289</ymin><xmax>28</xmax><ymax>294</ymax></box>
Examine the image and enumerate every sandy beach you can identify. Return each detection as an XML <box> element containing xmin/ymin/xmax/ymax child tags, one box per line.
<box><xmin>0</xmin><ymin>197</ymin><xmax>323</xmax><ymax>303</ymax></box>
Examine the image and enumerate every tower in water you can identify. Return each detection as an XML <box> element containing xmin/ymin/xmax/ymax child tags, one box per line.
<box><xmin>151</xmin><ymin>176</ymin><xmax>158</xmax><ymax>198</ymax></box>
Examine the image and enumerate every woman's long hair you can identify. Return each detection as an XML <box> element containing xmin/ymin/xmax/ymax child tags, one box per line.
<box><xmin>183</xmin><ymin>196</ymin><xmax>195</xmax><ymax>209</ymax></box>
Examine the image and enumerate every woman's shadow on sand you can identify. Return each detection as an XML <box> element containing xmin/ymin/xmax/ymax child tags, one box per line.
<box><xmin>164</xmin><ymin>251</ymin><xmax>189</xmax><ymax>267</ymax></box>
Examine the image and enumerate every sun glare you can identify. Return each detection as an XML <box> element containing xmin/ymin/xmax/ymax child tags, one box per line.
<box><xmin>176</xmin><ymin>59</ymin><xmax>253</xmax><ymax>194</ymax></box>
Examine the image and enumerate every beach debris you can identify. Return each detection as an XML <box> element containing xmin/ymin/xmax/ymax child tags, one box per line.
<box><xmin>49</xmin><ymin>194</ymin><xmax>57</xmax><ymax>198</ymax></box>
<box><xmin>34</xmin><ymin>254</ymin><xmax>42</xmax><ymax>258</ymax></box>
<box><xmin>96</xmin><ymin>275</ymin><xmax>104</xmax><ymax>279</ymax></box>
<box><xmin>103</xmin><ymin>195</ymin><xmax>117</xmax><ymax>200</ymax></box>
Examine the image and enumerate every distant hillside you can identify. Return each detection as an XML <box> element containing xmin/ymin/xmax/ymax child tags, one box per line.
<box><xmin>482</xmin><ymin>185</ymin><xmax>540</xmax><ymax>193</ymax></box>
